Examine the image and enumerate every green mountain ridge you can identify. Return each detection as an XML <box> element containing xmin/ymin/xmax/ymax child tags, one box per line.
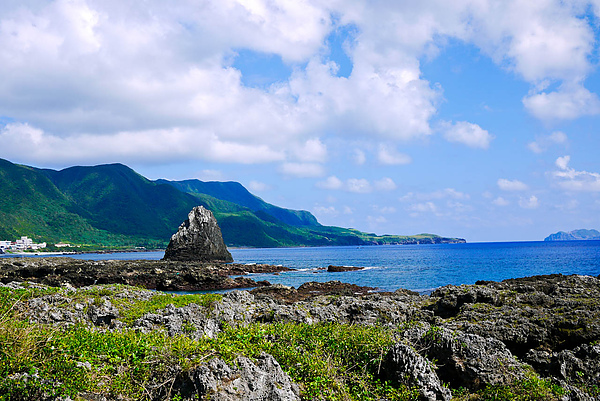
<box><xmin>0</xmin><ymin>158</ymin><xmax>466</xmax><ymax>248</ymax></box>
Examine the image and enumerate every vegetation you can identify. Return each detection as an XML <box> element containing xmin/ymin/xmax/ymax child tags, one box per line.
<box><xmin>0</xmin><ymin>158</ymin><xmax>464</xmax><ymax>249</ymax></box>
<box><xmin>0</xmin><ymin>285</ymin><xmax>569</xmax><ymax>400</ymax></box>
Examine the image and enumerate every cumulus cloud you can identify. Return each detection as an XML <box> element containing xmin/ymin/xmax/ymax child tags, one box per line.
<box><xmin>493</xmin><ymin>197</ymin><xmax>510</xmax><ymax>206</ymax></box>
<box><xmin>293</xmin><ymin>138</ymin><xmax>327</xmax><ymax>162</ymax></box>
<box><xmin>523</xmin><ymin>83</ymin><xmax>600</xmax><ymax>121</ymax></box>
<box><xmin>519</xmin><ymin>195</ymin><xmax>539</xmax><ymax>209</ymax></box>
<box><xmin>378</xmin><ymin>145</ymin><xmax>412</xmax><ymax>165</ymax></box>
<box><xmin>551</xmin><ymin>155</ymin><xmax>600</xmax><ymax>191</ymax></box>
<box><xmin>247</xmin><ymin>180</ymin><xmax>271</xmax><ymax>192</ymax></box>
<box><xmin>408</xmin><ymin>202</ymin><xmax>438</xmax><ymax>213</ymax></box>
<box><xmin>0</xmin><ymin>0</ymin><xmax>598</xmax><ymax>167</ymax></box>
<box><xmin>346</xmin><ymin>178</ymin><xmax>372</xmax><ymax>193</ymax></box>
<box><xmin>353</xmin><ymin>149</ymin><xmax>366</xmax><ymax>165</ymax></box>
<box><xmin>527</xmin><ymin>131</ymin><xmax>568</xmax><ymax>153</ymax></box>
<box><xmin>442</xmin><ymin>121</ymin><xmax>493</xmax><ymax>149</ymax></box>
<box><xmin>316</xmin><ymin>176</ymin><xmax>344</xmax><ymax>190</ymax></box>
<box><xmin>374</xmin><ymin>177</ymin><xmax>397</xmax><ymax>191</ymax></box>
<box><xmin>279</xmin><ymin>162</ymin><xmax>325</xmax><ymax>178</ymax></box>
<box><xmin>317</xmin><ymin>176</ymin><xmax>396</xmax><ymax>193</ymax></box>
<box><xmin>497</xmin><ymin>178</ymin><xmax>528</xmax><ymax>191</ymax></box>
<box><xmin>400</xmin><ymin>188</ymin><xmax>469</xmax><ymax>201</ymax></box>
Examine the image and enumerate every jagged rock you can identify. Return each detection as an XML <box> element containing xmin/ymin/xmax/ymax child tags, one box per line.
<box><xmin>163</xmin><ymin>206</ymin><xmax>233</xmax><ymax>262</ymax></box>
<box><xmin>380</xmin><ymin>343</ymin><xmax>451</xmax><ymax>401</ymax></box>
<box><xmin>177</xmin><ymin>352</ymin><xmax>300</xmax><ymax>400</ymax></box>
<box><xmin>405</xmin><ymin>325</ymin><xmax>528</xmax><ymax>390</ymax></box>
<box><xmin>87</xmin><ymin>299</ymin><xmax>119</xmax><ymax>327</ymax></box>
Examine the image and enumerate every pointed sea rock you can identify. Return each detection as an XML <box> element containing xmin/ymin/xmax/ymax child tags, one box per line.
<box><xmin>163</xmin><ymin>206</ymin><xmax>233</xmax><ymax>262</ymax></box>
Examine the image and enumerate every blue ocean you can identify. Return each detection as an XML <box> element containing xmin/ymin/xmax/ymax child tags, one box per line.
<box><xmin>4</xmin><ymin>241</ymin><xmax>599</xmax><ymax>293</ymax></box>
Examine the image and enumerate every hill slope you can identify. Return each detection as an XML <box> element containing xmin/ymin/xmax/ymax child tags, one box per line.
<box><xmin>0</xmin><ymin>158</ymin><xmax>465</xmax><ymax>248</ymax></box>
<box><xmin>544</xmin><ymin>229</ymin><xmax>600</xmax><ymax>241</ymax></box>
<box><xmin>157</xmin><ymin>179</ymin><xmax>320</xmax><ymax>227</ymax></box>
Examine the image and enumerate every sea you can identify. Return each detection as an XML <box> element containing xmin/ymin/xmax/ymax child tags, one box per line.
<box><xmin>3</xmin><ymin>240</ymin><xmax>600</xmax><ymax>294</ymax></box>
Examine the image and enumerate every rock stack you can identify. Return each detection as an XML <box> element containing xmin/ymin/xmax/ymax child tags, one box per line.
<box><xmin>163</xmin><ymin>206</ymin><xmax>233</xmax><ymax>262</ymax></box>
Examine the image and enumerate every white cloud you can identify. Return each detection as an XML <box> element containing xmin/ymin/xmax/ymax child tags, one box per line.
<box><xmin>523</xmin><ymin>83</ymin><xmax>600</xmax><ymax>121</ymax></box>
<box><xmin>278</xmin><ymin>162</ymin><xmax>325</xmax><ymax>178</ymax></box>
<box><xmin>519</xmin><ymin>195</ymin><xmax>539</xmax><ymax>209</ymax></box>
<box><xmin>442</xmin><ymin>121</ymin><xmax>493</xmax><ymax>149</ymax></box>
<box><xmin>197</xmin><ymin>169</ymin><xmax>225</xmax><ymax>181</ymax></box>
<box><xmin>374</xmin><ymin>177</ymin><xmax>397</xmax><ymax>191</ymax></box>
<box><xmin>342</xmin><ymin>206</ymin><xmax>353</xmax><ymax>214</ymax></box>
<box><xmin>408</xmin><ymin>202</ymin><xmax>438</xmax><ymax>213</ymax></box>
<box><xmin>378</xmin><ymin>146</ymin><xmax>412</xmax><ymax>165</ymax></box>
<box><xmin>400</xmin><ymin>188</ymin><xmax>469</xmax><ymax>201</ymax></box>
<box><xmin>527</xmin><ymin>131</ymin><xmax>568</xmax><ymax>153</ymax></box>
<box><xmin>247</xmin><ymin>180</ymin><xmax>270</xmax><ymax>192</ymax></box>
<box><xmin>493</xmin><ymin>197</ymin><xmax>510</xmax><ymax>206</ymax></box>
<box><xmin>497</xmin><ymin>178</ymin><xmax>528</xmax><ymax>191</ymax></box>
<box><xmin>372</xmin><ymin>205</ymin><xmax>397</xmax><ymax>214</ymax></box>
<box><xmin>316</xmin><ymin>176</ymin><xmax>344</xmax><ymax>190</ymax></box>
<box><xmin>551</xmin><ymin>155</ymin><xmax>600</xmax><ymax>191</ymax></box>
<box><xmin>293</xmin><ymin>138</ymin><xmax>327</xmax><ymax>162</ymax></box>
<box><xmin>0</xmin><ymin>0</ymin><xmax>598</xmax><ymax>169</ymax></box>
<box><xmin>318</xmin><ymin>176</ymin><xmax>397</xmax><ymax>193</ymax></box>
<box><xmin>346</xmin><ymin>178</ymin><xmax>372</xmax><ymax>193</ymax></box>
<box><xmin>556</xmin><ymin>155</ymin><xmax>571</xmax><ymax>170</ymax></box>
<box><xmin>313</xmin><ymin>205</ymin><xmax>338</xmax><ymax>216</ymax></box>
<box><xmin>353</xmin><ymin>149</ymin><xmax>366</xmax><ymax>165</ymax></box>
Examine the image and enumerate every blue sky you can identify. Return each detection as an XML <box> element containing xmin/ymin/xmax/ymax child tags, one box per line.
<box><xmin>1</xmin><ymin>0</ymin><xmax>600</xmax><ymax>242</ymax></box>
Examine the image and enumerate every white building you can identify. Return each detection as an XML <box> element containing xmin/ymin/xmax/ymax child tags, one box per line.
<box><xmin>0</xmin><ymin>240</ymin><xmax>10</xmax><ymax>249</ymax></box>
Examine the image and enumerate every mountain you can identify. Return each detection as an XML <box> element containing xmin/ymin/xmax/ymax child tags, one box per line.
<box><xmin>544</xmin><ymin>229</ymin><xmax>600</xmax><ymax>241</ymax></box>
<box><xmin>157</xmin><ymin>179</ymin><xmax>319</xmax><ymax>227</ymax></box>
<box><xmin>0</xmin><ymin>158</ymin><xmax>466</xmax><ymax>248</ymax></box>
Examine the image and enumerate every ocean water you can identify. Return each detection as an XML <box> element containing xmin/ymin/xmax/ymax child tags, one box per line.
<box><xmin>3</xmin><ymin>241</ymin><xmax>599</xmax><ymax>293</ymax></box>
<box><xmin>229</xmin><ymin>241</ymin><xmax>600</xmax><ymax>293</ymax></box>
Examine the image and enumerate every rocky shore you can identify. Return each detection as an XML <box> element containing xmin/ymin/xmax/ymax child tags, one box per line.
<box><xmin>0</xmin><ymin>259</ymin><xmax>598</xmax><ymax>400</ymax></box>
<box><xmin>0</xmin><ymin>257</ymin><xmax>290</xmax><ymax>291</ymax></box>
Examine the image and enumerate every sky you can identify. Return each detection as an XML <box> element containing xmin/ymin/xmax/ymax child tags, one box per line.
<box><xmin>1</xmin><ymin>0</ymin><xmax>600</xmax><ymax>242</ymax></box>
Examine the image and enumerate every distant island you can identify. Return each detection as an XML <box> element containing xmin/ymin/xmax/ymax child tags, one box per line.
<box><xmin>0</xmin><ymin>158</ymin><xmax>465</xmax><ymax>249</ymax></box>
<box><xmin>544</xmin><ymin>229</ymin><xmax>600</xmax><ymax>241</ymax></box>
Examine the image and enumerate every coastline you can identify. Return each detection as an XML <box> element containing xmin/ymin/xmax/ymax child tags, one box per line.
<box><xmin>0</xmin><ymin>271</ymin><xmax>598</xmax><ymax>400</ymax></box>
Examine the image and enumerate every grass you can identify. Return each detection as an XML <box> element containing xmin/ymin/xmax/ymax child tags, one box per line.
<box><xmin>0</xmin><ymin>284</ymin><xmax>574</xmax><ymax>401</ymax></box>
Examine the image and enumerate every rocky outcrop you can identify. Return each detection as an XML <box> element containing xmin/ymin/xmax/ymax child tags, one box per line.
<box><xmin>327</xmin><ymin>265</ymin><xmax>364</xmax><ymax>272</ymax></box>
<box><xmin>0</xmin><ymin>257</ymin><xmax>289</xmax><ymax>291</ymax></box>
<box><xmin>174</xmin><ymin>353</ymin><xmax>300</xmax><ymax>400</ymax></box>
<box><xmin>380</xmin><ymin>344</ymin><xmax>451</xmax><ymax>401</ymax></box>
<box><xmin>164</xmin><ymin>206</ymin><xmax>233</xmax><ymax>262</ymax></box>
<box><xmin>2</xmin><ymin>273</ymin><xmax>599</xmax><ymax>400</ymax></box>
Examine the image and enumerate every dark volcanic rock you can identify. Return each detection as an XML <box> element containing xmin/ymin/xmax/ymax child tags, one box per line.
<box><xmin>163</xmin><ymin>206</ymin><xmax>233</xmax><ymax>262</ymax></box>
<box><xmin>327</xmin><ymin>264</ymin><xmax>364</xmax><ymax>272</ymax></box>
<box><xmin>0</xmin><ymin>257</ymin><xmax>290</xmax><ymax>291</ymax></box>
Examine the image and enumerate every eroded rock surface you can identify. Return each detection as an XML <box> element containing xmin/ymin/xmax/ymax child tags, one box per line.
<box><xmin>163</xmin><ymin>206</ymin><xmax>233</xmax><ymax>262</ymax></box>
<box><xmin>1</xmin><ymin>273</ymin><xmax>599</xmax><ymax>400</ymax></box>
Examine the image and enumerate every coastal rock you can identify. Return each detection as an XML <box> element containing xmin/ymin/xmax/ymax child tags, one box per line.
<box><xmin>163</xmin><ymin>206</ymin><xmax>233</xmax><ymax>262</ymax></box>
<box><xmin>0</xmin><ymin>257</ymin><xmax>287</xmax><ymax>291</ymax></box>
<box><xmin>405</xmin><ymin>325</ymin><xmax>528</xmax><ymax>390</ymax></box>
<box><xmin>327</xmin><ymin>265</ymin><xmax>364</xmax><ymax>272</ymax></box>
<box><xmin>431</xmin><ymin>275</ymin><xmax>600</xmax><ymax>357</ymax></box>
<box><xmin>177</xmin><ymin>353</ymin><xmax>300</xmax><ymax>401</ymax></box>
<box><xmin>380</xmin><ymin>343</ymin><xmax>451</xmax><ymax>401</ymax></box>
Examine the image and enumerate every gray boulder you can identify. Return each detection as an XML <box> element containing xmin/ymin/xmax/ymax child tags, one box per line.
<box><xmin>163</xmin><ymin>206</ymin><xmax>233</xmax><ymax>262</ymax></box>
<box><xmin>381</xmin><ymin>343</ymin><xmax>451</xmax><ymax>401</ymax></box>
<box><xmin>183</xmin><ymin>353</ymin><xmax>300</xmax><ymax>400</ymax></box>
<box><xmin>405</xmin><ymin>325</ymin><xmax>528</xmax><ymax>390</ymax></box>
